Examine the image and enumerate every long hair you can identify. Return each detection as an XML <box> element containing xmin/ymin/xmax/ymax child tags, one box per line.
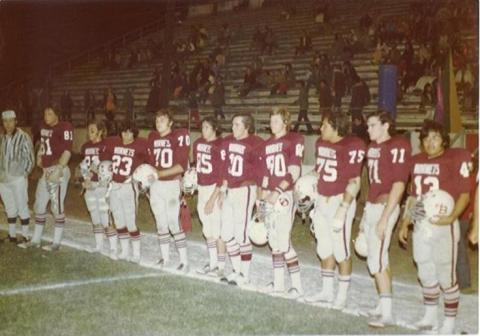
<box><xmin>419</xmin><ymin>119</ymin><xmax>450</xmax><ymax>149</ymax></box>
<box><xmin>201</xmin><ymin>116</ymin><xmax>222</xmax><ymax>136</ymax></box>
<box><xmin>232</xmin><ymin>113</ymin><xmax>255</xmax><ymax>134</ymax></box>
<box><xmin>321</xmin><ymin>111</ymin><xmax>350</xmax><ymax>137</ymax></box>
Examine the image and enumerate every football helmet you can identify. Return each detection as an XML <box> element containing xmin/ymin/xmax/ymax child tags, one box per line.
<box><xmin>132</xmin><ymin>164</ymin><xmax>158</xmax><ymax>192</ymax></box>
<box><xmin>97</xmin><ymin>161</ymin><xmax>113</xmax><ymax>187</ymax></box>
<box><xmin>354</xmin><ymin>232</ymin><xmax>368</xmax><ymax>257</ymax></box>
<box><xmin>248</xmin><ymin>215</ymin><xmax>268</xmax><ymax>246</ymax></box>
<box><xmin>79</xmin><ymin>158</ymin><xmax>91</xmax><ymax>180</ymax></box>
<box><xmin>293</xmin><ymin>172</ymin><xmax>318</xmax><ymax>213</ymax></box>
<box><xmin>182</xmin><ymin>168</ymin><xmax>198</xmax><ymax>195</ymax></box>
<box><xmin>422</xmin><ymin>189</ymin><xmax>455</xmax><ymax>220</ymax></box>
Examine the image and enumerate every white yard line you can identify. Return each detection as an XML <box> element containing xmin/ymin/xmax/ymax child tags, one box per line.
<box><xmin>0</xmin><ymin>272</ymin><xmax>165</xmax><ymax>297</ymax></box>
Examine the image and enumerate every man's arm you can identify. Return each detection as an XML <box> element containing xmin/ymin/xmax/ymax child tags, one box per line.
<box><xmin>157</xmin><ymin>164</ymin><xmax>184</xmax><ymax>179</ymax></box>
<box><xmin>376</xmin><ymin>181</ymin><xmax>406</xmax><ymax>240</ymax></box>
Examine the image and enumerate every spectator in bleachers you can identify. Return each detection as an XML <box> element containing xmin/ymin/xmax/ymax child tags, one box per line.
<box><xmin>124</xmin><ymin>87</ymin><xmax>135</xmax><ymax>121</ymax></box>
<box><xmin>84</xmin><ymin>89</ymin><xmax>96</xmax><ymax>120</ymax></box>
<box><xmin>330</xmin><ymin>33</ymin><xmax>345</xmax><ymax>61</ymax></box>
<box><xmin>317</xmin><ymin>53</ymin><xmax>332</xmax><ymax>86</ymax></box>
<box><xmin>372</xmin><ymin>39</ymin><xmax>388</xmax><ymax>64</ymax></box>
<box><xmin>263</xmin><ymin>25</ymin><xmax>278</xmax><ymax>55</ymax></box>
<box><xmin>306</xmin><ymin>64</ymin><xmax>320</xmax><ymax>91</ymax></box>
<box><xmin>295</xmin><ymin>29</ymin><xmax>312</xmax><ymax>56</ymax></box>
<box><xmin>270</xmin><ymin>63</ymin><xmax>295</xmax><ymax>96</ymax></box>
<box><xmin>127</xmin><ymin>47</ymin><xmax>138</xmax><ymax>69</ymax></box>
<box><xmin>350</xmin><ymin>75</ymin><xmax>370</xmax><ymax>119</ymax></box>
<box><xmin>318</xmin><ymin>79</ymin><xmax>332</xmax><ymax>115</ymax></box>
<box><xmin>197</xmin><ymin>25</ymin><xmax>209</xmax><ymax>49</ymax></box>
<box><xmin>292</xmin><ymin>80</ymin><xmax>314</xmax><ymax>133</ymax></box>
<box><xmin>342</xmin><ymin>61</ymin><xmax>358</xmax><ymax>96</ymax></box>
<box><xmin>419</xmin><ymin>83</ymin><xmax>435</xmax><ymax>120</ymax></box>
<box><xmin>217</xmin><ymin>23</ymin><xmax>232</xmax><ymax>48</ymax></box>
<box><xmin>359</xmin><ymin>12</ymin><xmax>372</xmax><ymax>32</ymax></box>
<box><xmin>104</xmin><ymin>87</ymin><xmax>117</xmax><ymax>122</ymax></box>
<box><xmin>60</xmin><ymin>90</ymin><xmax>73</xmax><ymax>122</ymax></box>
<box><xmin>250</xmin><ymin>26</ymin><xmax>265</xmax><ymax>52</ymax></box>
<box><xmin>351</xmin><ymin>113</ymin><xmax>368</xmax><ymax>143</ymax></box>
<box><xmin>331</xmin><ymin>64</ymin><xmax>345</xmax><ymax>111</ymax></box>
<box><xmin>146</xmin><ymin>80</ymin><xmax>161</xmax><ymax>115</ymax></box>
<box><xmin>239</xmin><ymin>66</ymin><xmax>260</xmax><ymax>97</ymax></box>
<box><xmin>209</xmin><ymin>76</ymin><xmax>226</xmax><ymax>120</ymax></box>
<box><xmin>187</xmin><ymin>91</ymin><xmax>201</xmax><ymax>128</ymax></box>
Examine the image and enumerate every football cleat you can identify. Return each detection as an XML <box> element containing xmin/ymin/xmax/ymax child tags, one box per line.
<box><xmin>368</xmin><ymin>316</ymin><xmax>394</xmax><ymax>328</ymax></box>
<box><xmin>366</xmin><ymin>304</ymin><xmax>382</xmax><ymax>318</ymax></box>
<box><xmin>109</xmin><ymin>250</ymin><xmax>118</xmax><ymax>261</ymax></box>
<box><xmin>284</xmin><ymin>287</ymin><xmax>304</xmax><ymax>300</ymax></box>
<box><xmin>17</xmin><ymin>241</ymin><xmax>41</xmax><ymax>249</ymax></box>
<box><xmin>17</xmin><ymin>236</ymin><xmax>30</xmax><ymax>244</ymax></box>
<box><xmin>7</xmin><ymin>235</ymin><xmax>18</xmax><ymax>243</ymax></box>
<box><xmin>414</xmin><ymin>317</ymin><xmax>439</xmax><ymax>331</ymax></box>
<box><xmin>332</xmin><ymin>296</ymin><xmax>347</xmax><ymax>311</ymax></box>
<box><xmin>260</xmin><ymin>282</ymin><xmax>285</xmax><ymax>296</ymax></box>
<box><xmin>304</xmin><ymin>291</ymin><xmax>333</xmax><ymax>304</ymax></box>
<box><xmin>130</xmin><ymin>256</ymin><xmax>141</xmax><ymax>264</ymax></box>
<box><xmin>176</xmin><ymin>263</ymin><xmax>190</xmax><ymax>274</ymax></box>
<box><xmin>42</xmin><ymin>243</ymin><xmax>60</xmax><ymax>252</ymax></box>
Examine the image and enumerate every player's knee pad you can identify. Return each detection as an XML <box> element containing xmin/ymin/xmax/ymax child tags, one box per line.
<box><xmin>417</xmin><ymin>261</ymin><xmax>438</xmax><ymax>286</ymax></box>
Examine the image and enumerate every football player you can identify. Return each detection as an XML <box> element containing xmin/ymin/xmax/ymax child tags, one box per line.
<box><xmin>148</xmin><ymin>109</ymin><xmax>190</xmax><ymax>272</ymax></box>
<box><xmin>398</xmin><ymin>120</ymin><xmax>472</xmax><ymax>333</ymax></box>
<box><xmin>19</xmin><ymin>106</ymin><xmax>73</xmax><ymax>250</ymax></box>
<box><xmin>104</xmin><ymin>121</ymin><xmax>148</xmax><ymax>262</ymax></box>
<box><xmin>219</xmin><ymin>113</ymin><xmax>263</xmax><ymax>286</ymax></box>
<box><xmin>192</xmin><ymin>116</ymin><xmax>226</xmax><ymax>276</ymax></box>
<box><xmin>80</xmin><ymin>120</ymin><xmax>118</xmax><ymax>257</ymax></box>
<box><xmin>258</xmin><ymin>106</ymin><xmax>304</xmax><ymax>298</ymax></box>
<box><xmin>305</xmin><ymin>112</ymin><xmax>365</xmax><ymax>309</ymax></box>
<box><xmin>360</xmin><ymin>110</ymin><xmax>411</xmax><ymax>328</ymax></box>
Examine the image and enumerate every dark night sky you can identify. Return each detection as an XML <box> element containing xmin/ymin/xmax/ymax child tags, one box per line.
<box><xmin>0</xmin><ymin>0</ymin><xmax>180</xmax><ymax>87</ymax></box>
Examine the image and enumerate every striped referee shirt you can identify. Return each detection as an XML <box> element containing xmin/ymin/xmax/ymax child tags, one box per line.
<box><xmin>0</xmin><ymin>128</ymin><xmax>35</xmax><ymax>179</ymax></box>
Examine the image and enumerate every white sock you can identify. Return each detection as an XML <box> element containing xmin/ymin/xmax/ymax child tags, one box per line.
<box><xmin>94</xmin><ymin>233</ymin><xmax>104</xmax><ymax>250</ymax></box>
<box><xmin>131</xmin><ymin>239</ymin><xmax>141</xmax><ymax>259</ymax></box>
<box><xmin>441</xmin><ymin>316</ymin><xmax>455</xmax><ymax>332</ymax></box>
<box><xmin>322</xmin><ymin>270</ymin><xmax>334</xmax><ymax>294</ymax></box>
<box><xmin>178</xmin><ymin>247</ymin><xmax>188</xmax><ymax>265</ymax></box>
<box><xmin>273</xmin><ymin>253</ymin><xmax>285</xmax><ymax>291</ymax></box>
<box><xmin>8</xmin><ymin>223</ymin><xmax>16</xmax><ymax>237</ymax></box>
<box><xmin>241</xmin><ymin>260</ymin><xmax>251</xmax><ymax>279</ymax></box>
<box><xmin>230</xmin><ymin>255</ymin><xmax>241</xmax><ymax>273</ymax></box>
<box><xmin>119</xmin><ymin>238</ymin><xmax>129</xmax><ymax>258</ymax></box>
<box><xmin>207</xmin><ymin>239</ymin><xmax>218</xmax><ymax>268</ymax></box>
<box><xmin>380</xmin><ymin>294</ymin><xmax>393</xmax><ymax>319</ymax></box>
<box><xmin>159</xmin><ymin>242</ymin><xmax>170</xmax><ymax>262</ymax></box>
<box><xmin>422</xmin><ymin>305</ymin><xmax>438</xmax><ymax>323</ymax></box>
<box><xmin>31</xmin><ymin>224</ymin><xmax>44</xmax><ymax>243</ymax></box>
<box><xmin>21</xmin><ymin>224</ymin><xmax>29</xmax><ymax>237</ymax></box>
<box><xmin>53</xmin><ymin>226</ymin><xmax>64</xmax><ymax>245</ymax></box>
<box><xmin>290</xmin><ymin>271</ymin><xmax>302</xmax><ymax>292</ymax></box>
<box><xmin>217</xmin><ymin>254</ymin><xmax>226</xmax><ymax>271</ymax></box>
<box><xmin>108</xmin><ymin>234</ymin><xmax>118</xmax><ymax>252</ymax></box>
<box><xmin>336</xmin><ymin>275</ymin><xmax>351</xmax><ymax>302</ymax></box>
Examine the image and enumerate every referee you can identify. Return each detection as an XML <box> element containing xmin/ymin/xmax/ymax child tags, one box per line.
<box><xmin>0</xmin><ymin>110</ymin><xmax>35</xmax><ymax>242</ymax></box>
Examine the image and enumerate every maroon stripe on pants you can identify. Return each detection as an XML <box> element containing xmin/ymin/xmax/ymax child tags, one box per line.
<box><xmin>57</xmin><ymin>184</ymin><xmax>62</xmax><ymax>214</ymax></box>
<box><xmin>450</xmin><ymin>224</ymin><xmax>456</xmax><ymax>287</ymax></box>
<box><xmin>132</xmin><ymin>183</ymin><xmax>138</xmax><ymax>214</ymax></box>
<box><xmin>243</xmin><ymin>186</ymin><xmax>252</xmax><ymax>243</ymax></box>
<box><xmin>342</xmin><ymin>217</ymin><xmax>348</xmax><ymax>257</ymax></box>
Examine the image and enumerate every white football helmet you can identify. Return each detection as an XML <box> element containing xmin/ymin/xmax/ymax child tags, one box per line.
<box><xmin>274</xmin><ymin>191</ymin><xmax>293</xmax><ymax>214</ymax></box>
<box><xmin>294</xmin><ymin>173</ymin><xmax>318</xmax><ymax>213</ymax></box>
<box><xmin>97</xmin><ymin>161</ymin><xmax>113</xmax><ymax>187</ymax></box>
<box><xmin>132</xmin><ymin>164</ymin><xmax>158</xmax><ymax>192</ymax></box>
<box><xmin>248</xmin><ymin>215</ymin><xmax>268</xmax><ymax>246</ymax></box>
<box><xmin>79</xmin><ymin>158</ymin><xmax>91</xmax><ymax>180</ymax></box>
<box><xmin>422</xmin><ymin>189</ymin><xmax>455</xmax><ymax>220</ymax></box>
<box><xmin>354</xmin><ymin>232</ymin><xmax>368</xmax><ymax>257</ymax></box>
<box><xmin>182</xmin><ymin>168</ymin><xmax>198</xmax><ymax>194</ymax></box>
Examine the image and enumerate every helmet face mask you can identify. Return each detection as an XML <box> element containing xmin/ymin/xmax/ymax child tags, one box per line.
<box><xmin>97</xmin><ymin>161</ymin><xmax>113</xmax><ymax>187</ymax></box>
<box><xmin>294</xmin><ymin>173</ymin><xmax>318</xmax><ymax>213</ymax></box>
<box><xmin>182</xmin><ymin>169</ymin><xmax>198</xmax><ymax>195</ymax></box>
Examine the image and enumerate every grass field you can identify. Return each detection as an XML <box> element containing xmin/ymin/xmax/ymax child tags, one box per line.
<box><xmin>0</xmin><ymin>158</ymin><xmax>477</xmax><ymax>335</ymax></box>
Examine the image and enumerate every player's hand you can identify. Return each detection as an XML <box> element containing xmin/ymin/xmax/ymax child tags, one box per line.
<box><xmin>204</xmin><ymin>198</ymin><xmax>215</xmax><ymax>215</ymax></box>
<box><xmin>332</xmin><ymin>202</ymin><xmax>348</xmax><ymax>232</ymax></box>
<box><xmin>468</xmin><ymin>229</ymin><xmax>478</xmax><ymax>245</ymax></box>
<box><xmin>47</xmin><ymin>165</ymin><xmax>64</xmax><ymax>183</ymax></box>
<box><xmin>398</xmin><ymin>223</ymin><xmax>409</xmax><ymax>247</ymax></box>
<box><xmin>429</xmin><ymin>215</ymin><xmax>454</xmax><ymax>226</ymax></box>
<box><xmin>266</xmin><ymin>191</ymin><xmax>279</xmax><ymax>205</ymax></box>
<box><xmin>375</xmin><ymin>217</ymin><xmax>388</xmax><ymax>240</ymax></box>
